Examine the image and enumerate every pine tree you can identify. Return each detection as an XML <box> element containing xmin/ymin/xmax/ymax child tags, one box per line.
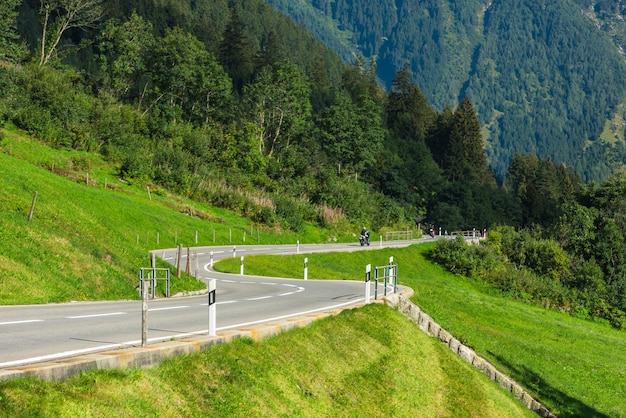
<box><xmin>447</xmin><ymin>96</ymin><xmax>494</xmax><ymax>185</ymax></box>
<box><xmin>255</xmin><ymin>29</ymin><xmax>285</xmax><ymax>71</ymax></box>
<box><xmin>219</xmin><ymin>6</ymin><xmax>255</xmax><ymax>96</ymax></box>
<box><xmin>0</xmin><ymin>0</ymin><xmax>22</xmax><ymax>62</ymax></box>
<box><xmin>386</xmin><ymin>63</ymin><xmax>435</xmax><ymax>143</ymax></box>
<box><xmin>426</xmin><ymin>103</ymin><xmax>454</xmax><ymax>168</ymax></box>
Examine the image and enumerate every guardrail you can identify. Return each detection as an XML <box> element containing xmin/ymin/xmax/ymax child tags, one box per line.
<box><xmin>384</xmin><ymin>228</ymin><xmax>486</xmax><ymax>240</ymax></box>
<box><xmin>451</xmin><ymin>229</ymin><xmax>486</xmax><ymax>239</ymax></box>
<box><xmin>385</xmin><ymin>230</ymin><xmax>414</xmax><ymax>241</ymax></box>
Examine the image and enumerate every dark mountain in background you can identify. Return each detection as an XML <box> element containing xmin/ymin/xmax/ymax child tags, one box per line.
<box><xmin>266</xmin><ymin>0</ymin><xmax>626</xmax><ymax>182</ymax></box>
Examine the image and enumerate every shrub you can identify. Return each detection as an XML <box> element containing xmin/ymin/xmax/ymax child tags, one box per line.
<box><xmin>429</xmin><ymin>236</ymin><xmax>478</xmax><ymax>277</ymax></box>
<box><xmin>523</xmin><ymin>238</ymin><xmax>570</xmax><ymax>283</ymax></box>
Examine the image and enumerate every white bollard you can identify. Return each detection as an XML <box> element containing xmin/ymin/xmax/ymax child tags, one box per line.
<box><xmin>240</xmin><ymin>256</ymin><xmax>244</xmax><ymax>275</ymax></box>
<box><xmin>365</xmin><ymin>264</ymin><xmax>371</xmax><ymax>303</ymax></box>
<box><xmin>297</xmin><ymin>240</ymin><xmax>300</xmax><ymax>254</ymax></box>
<box><xmin>195</xmin><ymin>251</ymin><xmax>199</xmax><ymax>278</ymax></box>
<box><xmin>208</xmin><ymin>279</ymin><xmax>216</xmax><ymax>337</ymax></box>
<box><xmin>304</xmin><ymin>257</ymin><xmax>308</xmax><ymax>280</ymax></box>
<box><xmin>141</xmin><ymin>281</ymin><xmax>148</xmax><ymax>347</ymax></box>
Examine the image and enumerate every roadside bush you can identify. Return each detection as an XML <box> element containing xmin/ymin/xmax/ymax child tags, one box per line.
<box><xmin>430</xmin><ymin>236</ymin><xmax>504</xmax><ymax>279</ymax></box>
<box><xmin>485</xmin><ymin>267</ymin><xmax>572</xmax><ymax>309</ymax></box>
<box><xmin>371</xmin><ymin>194</ymin><xmax>406</xmax><ymax>231</ymax></box>
<box><xmin>523</xmin><ymin>238</ymin><xmax>570</xmax><ymax>283</ymax></box>
<box><xmin>0</xmin><ymin>66</ymin><xmax>25</xmax><ymax>124</ymax></box>
<box><xmin>429</xmin><ymin>236</ymin><xmax>479</xmax><ymax>277</ymax></box>
<box><xmin>274</xmin><ymin>195</ymin><xmax>309</xmax><ymax>232</ymax></box>
<box><xmin>251</xmin><ymin>205</ymin><xmax>276</xmax><ymax>227</ymax></box>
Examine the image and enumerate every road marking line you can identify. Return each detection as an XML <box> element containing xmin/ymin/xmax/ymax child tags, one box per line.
<box><xmin>199</xmin><ymin>300</ymin><xmax>237</xmax><ymax>306</ymax></box>
<box><xmin>0</xmin><ymin>319</ymin><xmax>44</xmax><ymax>326</ymax></box>
<box><xmin>149</xmin><ymin>306</ymin><xmax>189</xmax><ymax>312</ymax></box>
<box><xmin>218</xmin><ymin>299</ymin><xmax>364</xmax><ymax>330</ymax></box>
<box><xmin>67</xmin><ymin>312</ymin><xmax>126</xmax><ymax>319</ymax></box>
<box><xmin>246</xmin><ymin>296</ymin><xmax>272</xmax><ymax>301</ymax></box>
<box><xmin>0</xmin><ymin>299</ymin><xmax>365</xmax><ymax>369</ymax></box>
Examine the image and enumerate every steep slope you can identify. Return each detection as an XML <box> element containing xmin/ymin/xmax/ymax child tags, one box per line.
<box><xmin>266</xmin><ymin>0</ymin><xmax>626</xmax><ymax>182</ymax></box>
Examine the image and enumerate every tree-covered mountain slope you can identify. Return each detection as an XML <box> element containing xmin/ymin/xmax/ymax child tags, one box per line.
<box><xmin>267</xmin><ymin>0</ymin><xmax>626</xmax><ymax>182</ymax></box>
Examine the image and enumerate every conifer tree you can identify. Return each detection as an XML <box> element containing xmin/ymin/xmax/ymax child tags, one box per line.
<box><xmin>426</xmin><ymin>103</ymin><xmax>454</xmax><ymax>168</ymax></box>
<box><xmin>386</xmin><ymin>63</ymin><xmax>435</xmax><ymax>143</ymax></box>
<box><xmin>255</xmin><ymin>29</ymin><xmax>285</xmax><ymax>71</ymax></box>
<box><xmin>219</xmin><ymin>6</ymin><xmax>255</xmax><ymax>96</ymax></box>
<box><xmin>447</xmin><ymin>96</ymin><xmax>494</xmax><ymax>185</ymax></box>
<box><xmin>341</xmin><ymin>56</ymin><xmax>382</xmax><ymax>103</ymax></box>
<box><xmin>0</xmin><ymin>0</ymin><xmax>22</xmax><ymax>62</ymax></box>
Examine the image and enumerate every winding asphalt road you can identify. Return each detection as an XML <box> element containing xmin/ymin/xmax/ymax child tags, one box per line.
<box><xmin>0</xmin><ymin>238</ymin><xmax>426</xmax><ymax>369</ymax></box>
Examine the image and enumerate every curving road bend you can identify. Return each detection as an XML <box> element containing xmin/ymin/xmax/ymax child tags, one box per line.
<box><xmin>0</xmin><ymin>239</ymin><xmax>425</xmax><ymax>369</ymax></box>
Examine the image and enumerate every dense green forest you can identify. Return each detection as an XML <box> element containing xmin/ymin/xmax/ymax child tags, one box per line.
<box><xmin>268</xmin><ymin>0</ymin><xmax>626</xmax><ymax>183</ymax></box>
<box><xmin>0</xmin><ymin>0</ymin><xmax>625</xmax><ymax>326</ymax></box>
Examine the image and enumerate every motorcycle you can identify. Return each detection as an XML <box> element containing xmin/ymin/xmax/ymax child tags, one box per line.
<box><xmin>429</xmin><ymin>227</ymin><xmax>435</xmax><ymax>238</ymax></box>
<box><xmin>359</xmin><ymin>231</ymin><xmax>370</xmax><ymax>246</ymax></box>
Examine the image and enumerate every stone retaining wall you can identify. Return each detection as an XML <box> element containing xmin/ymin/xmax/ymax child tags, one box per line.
<box><xmin>382</xmin><ymin>293</ymin><xmax>557</xmax><ymax>418</ymax></box>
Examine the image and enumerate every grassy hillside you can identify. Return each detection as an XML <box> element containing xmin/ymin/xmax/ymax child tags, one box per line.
<box><xmin>2</xmin><ymin>127</ymin><xmax>623</xmax><ymax>416</ymax></box>
<box><xmin>215</xmin><ymin>245</ymin><xmax>626</xmax><ymax>418</ymax></box>
<box><xmin>0</xmin><ymin>303</ymin><xmax>534</xmax><ymax>417</ymax></box>
<box><xmin>0</xmin><ymin>127</ymin><xmax>348</xmax><ymax>304</ymax></box>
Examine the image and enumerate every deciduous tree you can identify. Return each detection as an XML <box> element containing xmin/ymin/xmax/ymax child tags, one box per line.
<box><xmin>243</xmin><ymin>61</ymin><xmax>312</xmax><ymax>158</ymax></box>
<box><xmin>147</xmin><ymin>27</ymin><xmax>233</xmax><ymax>126</ymax></box>
<box><xmin>38</xmin><ymin>0</ymin><xmax>104</xmax><ymax>67</ymax></box>
<box><xmin>97</xmin><ymin>12</ymin><xmax>153</xmax><ymax>101</ymax></box>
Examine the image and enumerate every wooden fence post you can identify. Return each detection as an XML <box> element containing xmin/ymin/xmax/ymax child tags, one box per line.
<box><xmin>28</xmin><ymin>192</ymin><xmax>38</xmax><ymax>221</ymax></box>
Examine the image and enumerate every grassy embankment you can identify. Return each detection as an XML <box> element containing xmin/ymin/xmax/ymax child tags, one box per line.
<box><xmin>0</xmin><ymin>303</ymin><xmax>534</xmax><ymax>417</ymax></box>
<box><xmin>214</xmin><ymin>248</ymin><xmax>626</xmax><ymax>418</ymax></box>
<box><xmin>0</xmin><ymin>129</ymin><xmax>346</xmax><ymax>304</ymax></box>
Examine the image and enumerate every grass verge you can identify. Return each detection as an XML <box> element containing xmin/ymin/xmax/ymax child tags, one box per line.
<box><xmin>0</xmin><ymin>304</ymin><xmax>534</xmax><ymax>417</ymax></box>
<box><xmin>214</xmin><ymin>244</ymin><xmax>626</xmax><ymax>418</ymax></box>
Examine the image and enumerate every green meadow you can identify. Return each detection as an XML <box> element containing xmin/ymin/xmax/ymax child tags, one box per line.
<box><xmin>215</xmin><ymin>246</ymin><xmax>626</xmax><ymax>417</ymax></box>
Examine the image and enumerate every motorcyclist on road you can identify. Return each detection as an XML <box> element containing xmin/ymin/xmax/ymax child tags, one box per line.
<box><xmin>360</xmin><ymin>227</ymin><xmax>370</xmax><ymax>246</ymax></box>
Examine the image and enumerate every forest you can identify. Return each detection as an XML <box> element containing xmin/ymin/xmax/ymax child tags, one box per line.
<box><xmin>0</xmin><ymin>0</ymin><xmax>624</xmax><ymax>327</ymax></box>
<box><xmin>268</xmin><ymin>0</ymin><xmax>626</xmax><ymax>182</ymax></box>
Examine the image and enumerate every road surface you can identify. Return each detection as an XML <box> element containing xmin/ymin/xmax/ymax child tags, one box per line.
<box><xmin>0</xmin><ymin>239</ymin><xmax>425</xmax><ymax>368</ymax></box>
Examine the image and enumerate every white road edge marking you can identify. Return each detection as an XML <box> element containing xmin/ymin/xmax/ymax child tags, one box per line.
<box><xmin>149</xmin><ymin>306</ymin><xmax>189</xmax><ymax>312</ymax></box>
<box><xmin>0</xmin><ymin>319</ymin><xmax>44</xmax><ymax>326</ymax></box>
<box><xmin>67</xmin><ymin>312</ymin><xmax>126</xmax><ymax>319</ymax></box>
<box><xmin>0</xmin><ymin>299</ymin><xmax>363</xmax><ymax>369</ymax></box>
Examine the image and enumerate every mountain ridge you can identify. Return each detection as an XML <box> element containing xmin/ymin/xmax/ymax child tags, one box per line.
<box><xmin>267</xmin><ymin>0</ymin><xmax>626</xmax><ymax>182</ymax></box>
